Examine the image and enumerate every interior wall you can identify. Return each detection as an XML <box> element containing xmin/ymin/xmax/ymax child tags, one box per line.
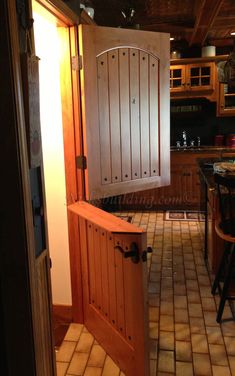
<box><xmin>33</xmin><ymin>10</ymin><xmax>72</xmax><ymax>305</ymax></box>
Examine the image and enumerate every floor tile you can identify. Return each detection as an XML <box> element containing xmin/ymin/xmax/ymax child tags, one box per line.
<box><xmin>159</xmin><ymin>331</ymin><xmax>174</xmax><ymax>350</ymax></box>
<box><xmin>56</xmin><ymin>341</ymin><xmax>77</xmax><ymax>362</ymax></box>
<box><xmin>57</xmin><ymin>361</ymin><xmax>69</xmax><ymax>376</ymax></box>
<box><xmin>84</xmin><ymin>367</ymin><xmax>102</xmax><ymax>376</ymax></box>
<box><xmin>149</xmin><ymin>321</ymin><xmax>158</xmax><ymax>339</ymax></box>
<box><xmin>191</xmin><ymin>334</ymin><xmax>209</xmax><ymax>353</ymax></box>
<box><xmin>102</xmin><ymin>356</ymin><xmax>120</xmax><ymax>376</ymax></box>
<box><xmin>193</xmin><ymin>353</ymin><xmax>212</xmax><ymax>375</ymax></box>
<box><xmin>224</xmin><ymin>337</ymin><xmax>235</xmax><ymax>356</ymax></box>
<box><xmin>64</xmin><ymin>323</ymin><xmax>83</xmax><ymax>342</ymax></box>
<box><xmin>175</xmin><ymin>308</ymin><xmax>189</xmax><ymax>323</ymax></box>
<box><xmin>175</xmin><ymin>323</ymin><xmax>191</xmax><ymax>341</ymax></box>
<box><xmin>158</xmin><ymin>350</ymin><xmax>175</xmax><ymax>373</ymax></box>
<box><xmin>211</xmin><ymin>365</ymin><xmax>231</xmax><ymax>376</ymax></box>
<box><xmin>67</xmin><ymin>352</ymin><xmax>89</xmax><ymax>375</ymax></box>
<box><xmin>160</xmin><ymin>315</ymin><xmax>174</xmax><ymax>331</ymax></box>
<box><xmin>76</xmin><ymin>332</ymin><xmax>94</xmax><ymax>353</ymax></box>
<box><xmin>87</xmin><ymin>345</ymin><xmax>106</xmax><ymax>367</ymax></box>
<box><xmin>176</xmin><ymin>341</ymin><xmax>192</xmax><ymax>362</ymax></box>
<box><xmin>176</xmin><ymin>361</ymin><xmax>194</xmax><ymax>376</ymax></box>
<box><xmin>209</xmin><ymin>344</ymin><xmax>228</xmax><ymax>366</ymax></box>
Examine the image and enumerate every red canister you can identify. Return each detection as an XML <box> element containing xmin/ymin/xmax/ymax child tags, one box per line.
<box><xmin>226</xmin><ymin>134</ymin><xmax>235</xmax><ymax>148</ymax></box>
<box><xmin>214</xmin><ymin>134</ymin><xmax>224</xmax><ymax>146</ymax></box>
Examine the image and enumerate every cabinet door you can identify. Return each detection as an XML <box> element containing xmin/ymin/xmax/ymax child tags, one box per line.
<box><xmin>217</xmin><ymin>83</ymin><xmax>235</xmax><ymax>116</ymax></box>
<box><xmin>187</xmin><ymin>63</ymin><xmax>214</xmax><ymax>92</ymax></box>
<box><xmin>170</xmin><ymin>65</ymin><xmax>186</xmax><ymax>92</ymax></box>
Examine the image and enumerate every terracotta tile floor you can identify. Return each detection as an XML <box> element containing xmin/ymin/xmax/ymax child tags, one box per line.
<box><xmin>56</xmin><ymin>211</ymin><xmax>235</xmax><ymax>376</ymax></box>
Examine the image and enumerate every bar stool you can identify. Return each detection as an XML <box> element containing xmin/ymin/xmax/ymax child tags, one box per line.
<box><xmin>211</xmin><ymin>172</ymin><xmax>235</xmax><ymax>323</ymax></box>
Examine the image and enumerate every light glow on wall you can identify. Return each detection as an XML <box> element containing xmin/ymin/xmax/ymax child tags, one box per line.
<box><xmin>33</xmin><ymin>6</ymin><xmax>72</xmax><ymax>305</ymax></box>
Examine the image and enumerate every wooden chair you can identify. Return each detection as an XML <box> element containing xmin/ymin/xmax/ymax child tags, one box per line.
<box><xmin>211</xmin><ymin>172</ymin><xmax>235</xmax><ymax>323</ymax></box>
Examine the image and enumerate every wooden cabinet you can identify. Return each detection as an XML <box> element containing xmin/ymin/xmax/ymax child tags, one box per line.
<box><xmin>170</xmin><ymin>61</ymin><xmax>215</xmax><ymax>97</ymax></box>
<box><xmin>205</xmin><ymin>187</ymin><xmax>224</xmax><ymax>273</ymax></box>
<box><xmin>217</xmin><ymin>83</ymin><xmax>235</xmax><ymax>116</ymax></box>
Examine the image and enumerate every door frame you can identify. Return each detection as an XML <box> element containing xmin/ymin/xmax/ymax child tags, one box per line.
<box><xmin>32</xmin><ymin>0</ymin><xmax>87</xmax><ymax>322</ymax></box>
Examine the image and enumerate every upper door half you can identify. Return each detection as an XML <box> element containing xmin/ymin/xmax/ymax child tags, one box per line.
<box><xmin>78</xmin><ymin>25</ymin><xmax>170</xmax><ymax>200</ymax></box>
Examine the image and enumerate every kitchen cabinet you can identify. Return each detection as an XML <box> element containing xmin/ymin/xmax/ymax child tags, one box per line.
<box><xmin>217</xmin><ymin>83</ymin><xmax>235</xmax><ymax>116</ymax></box>
<box><xmin>170</xmin><ymin>62</ymin><xmax>215</xmax><ymax>97</ymax></box>
<box><xmin>205</xmin><ymin>184</ymin><xmax>224</xmax><ymax>273</ymax></box>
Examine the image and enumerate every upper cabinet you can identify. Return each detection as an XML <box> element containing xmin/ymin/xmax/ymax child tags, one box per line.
<box><xmin>170</xmin><ymin>60</ymin><xmax>215</xmax><ymax>99</ymax></box>
<box><xmin>217</xmin><ymin>83</ymin><xmax>235</xmax><ymax>117</ymax></box>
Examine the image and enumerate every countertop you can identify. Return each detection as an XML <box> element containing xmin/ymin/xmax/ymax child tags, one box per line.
<box><xmin>197</xmin><ymin>157</ymin><xmax>235</xmax><ymax>190</ymax></box>
<box><xmin>171</xmin><ymin>146</ymin><xmax>235</xmax><ymax>153</ymax></box>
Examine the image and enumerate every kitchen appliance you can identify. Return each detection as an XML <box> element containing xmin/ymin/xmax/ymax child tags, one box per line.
<box><xmin>226</xmin><ymin>134</ymin><xmax>235</xmax><ymax>148</ymax></box>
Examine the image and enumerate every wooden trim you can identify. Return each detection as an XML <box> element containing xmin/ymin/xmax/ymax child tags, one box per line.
<box><xmin>59</xmin><ymin>26</ymin><xmax>79</xmax><ymax>205</ymax></box>
<box><xmin>36</xmin><ymin>0</ymin><xmax>79</xmax><ymax>25</ymax></box>
<box><xmin>68</xmin><ymin>201</ymin><xmax>145</xmax><ymax>233</ymax></box>
<box><xmin>170</xmin><ymin>55</ymin><xmax>228</xmax><ymax>65</ymax></box>
<box><xmin>67</xmin><ymin>210</ymin><xmax>84</xmax><ymax>323</ymax></box>
<box><xmin>70</xmin><ymin>25</ymin><xmax>86</xmax><ymax>201</ymax></box>
<box><xmin>80</xmin><ymin>9</ymin><xmax>96</xmax><ymax>25</ymax></box>
<box><xmin>53</xmin><ymin>304</ymin><xmax>73</xmax><ymax>323</ymax></box>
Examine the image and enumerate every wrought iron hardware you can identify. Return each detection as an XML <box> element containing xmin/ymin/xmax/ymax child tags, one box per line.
<box><xmin>141</xmin><ymin>246</ymin><xmax>153</xmax><ymax>262</ymax></box>
<box><xmin>72</xmin><ymin>55</ymin><xmax>83</xmax><ymax>70</ymax></box>
<box><xmin>76</xmin><ymin>155</ymin><xmax>87</xmax><ymax>170</ymax></box>
<box><xmin>115</xmin><ymin>242</ymin><xmax>139</xmax><ymax>264</ymax></box>
<box><xmin>114</xmin><ymin>243</ymin><xmax>153</xmax><ymax>264</ymax></box>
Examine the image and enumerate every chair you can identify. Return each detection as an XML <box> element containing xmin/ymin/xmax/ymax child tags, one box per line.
<box><xmin>211</xmin><ymin>172</ymin><xmax>235</xmax><ymax>323</ymax></box>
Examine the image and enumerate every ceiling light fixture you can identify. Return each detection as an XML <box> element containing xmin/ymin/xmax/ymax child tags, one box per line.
<box><xmin>170</xmin><ymin>37</ymin><xmax>175</xmax><ymax>41</ymax></box>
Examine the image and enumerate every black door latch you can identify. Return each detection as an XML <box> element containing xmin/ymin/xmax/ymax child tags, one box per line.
<box><xmin>114</xmin><ymin>243</ymin><xmax>153</xmax><ymax>264</ymax></box>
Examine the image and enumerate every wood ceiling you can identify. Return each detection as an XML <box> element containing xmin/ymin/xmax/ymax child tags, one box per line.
<box><xmin>91</xmin><ymin>0</ymin><xmax>235</xmax><ymax>49</ymax></box>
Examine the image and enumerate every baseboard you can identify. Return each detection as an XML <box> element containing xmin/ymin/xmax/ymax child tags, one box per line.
<box><xmin>53</xmin><ymin>304</ymin><xmax>73</xmax><ymax>324</ymax></box>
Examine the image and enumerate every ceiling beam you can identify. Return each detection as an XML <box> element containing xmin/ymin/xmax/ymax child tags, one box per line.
<box><xmin>190</xmin><ymin>0</ymin><xmax>224</xmax><ymax>46</ymax></box>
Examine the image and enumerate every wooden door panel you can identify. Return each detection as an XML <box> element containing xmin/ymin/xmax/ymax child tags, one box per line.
<box><xmin>130</xmin><ymin>48</ymin><xmax>141</xmax><ymax>181</ymax></box>
<box><xmin>79</xmin><ymin>25</ymin><xmax>170</xmax><ymax>199</ymax></box>
<box><xmin>69</xmin><ymin>202</ymin><xmax>149</xmax><ymax>376</ymax></box>
<box><xmin>119</xmin><ymin>48</ymin><xmax>132</xmax><ymax>182</ymax></box>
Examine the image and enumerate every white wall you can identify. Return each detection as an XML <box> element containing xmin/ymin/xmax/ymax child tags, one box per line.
<box><xmin>33</xmin><ymin>11</ymin><xmax>72</xmax><ymax>305</ymax></box>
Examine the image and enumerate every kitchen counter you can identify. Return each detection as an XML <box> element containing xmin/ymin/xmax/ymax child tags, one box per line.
<box><xmin>197</xmin><ymin>157</ymin><xmax>235</xmax><ymax>272</ymax></box>
<box><xmin>171</xmin><ymin>146</ymin><xmax>235</xmax><ymax>153</ymax></box>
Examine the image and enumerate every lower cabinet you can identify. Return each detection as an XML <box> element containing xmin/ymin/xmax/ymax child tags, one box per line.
<box><xmin>205</xmin><ymin>188</ymin><xmax>224</xmax><ymax>273</ymax></box>
<box><xmin>105</xmin><ymin>150</ymin><xmax>231</xmax><ymax>212</ymax></box>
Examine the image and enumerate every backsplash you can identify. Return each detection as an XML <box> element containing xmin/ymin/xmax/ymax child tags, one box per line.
<box><xmin>171</xmin><ymin>100</ymin><xmax>235</xmax><ymax>146</ymax></box>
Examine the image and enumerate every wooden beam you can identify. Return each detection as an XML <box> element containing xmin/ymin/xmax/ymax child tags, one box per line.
<box><xmin>190</xmin><ymin>0</ymin><xmax>224</xmax><ymax>46</ymax></box>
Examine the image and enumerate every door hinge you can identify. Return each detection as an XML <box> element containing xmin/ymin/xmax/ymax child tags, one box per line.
<box><xmin>76</xmin><ymin>155</ymin><xmax>87</xmax><ymax>170</ymax></box>
<box><xmin>72</xmin><ymin>55</ymin><xmax>83</xmax><ymax>70</ymax></box>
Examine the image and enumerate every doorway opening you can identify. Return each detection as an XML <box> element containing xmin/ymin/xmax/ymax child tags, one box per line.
<box><xmin>32</xmin><ymin>0</ymin><xmax>75</xmax><ymax>344</ymax></box>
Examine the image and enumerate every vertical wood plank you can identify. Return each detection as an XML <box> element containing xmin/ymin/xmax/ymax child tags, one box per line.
<box><xmin>114</xmin><ymin>236</ymin><xmax>126</xmax><ymax>337</ymax></box>
<box><xmin>149</xmin><ymin>56</ymin><xmax>159</xmax><ymax>177</ymax></box>
<box><xmin>119</xmin><ymin>48</ymin><xmax>131</xmax><ymax>182</ymax></box>
<box><xmin>94</xmin><ymin>226</ymin><xmax>102</xmax><ymax>311</ymax></box>
<box><xmin>87</xmin><ymin>222</ymin><xmax>96</xmax><ymax>306</ymax></box>
<box><xmin>139</xmin><ymin>51</ymin><xmax>150</xmax><ymax>178</ymax></box>
<box><xmin>122</xmin><ymin>237</ymin><xmax>134</xmax><ymax>346</ymax></box>
<box><xmin>130</xmin><ymin>48</ymin><xmax>140</xmax><ymax>180</ymax></box>
<box><xmin>108</xmin><ymin>50</ymin><xmax>121</xmax><ymax>183</ymax></box>
<box><xmin>97</xmin><ymin>54</ymin><xmax>111</xmax><ymax>185</ymax></box>
<box><xmin>100</xmin><ymin>230</ymin><xmax>110</xmax><ymax>318</ymax></box>
<box><xmin>107</xmin><ymin>233</ymin><xmax>117</xmax><ymax>328</ymax></box>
